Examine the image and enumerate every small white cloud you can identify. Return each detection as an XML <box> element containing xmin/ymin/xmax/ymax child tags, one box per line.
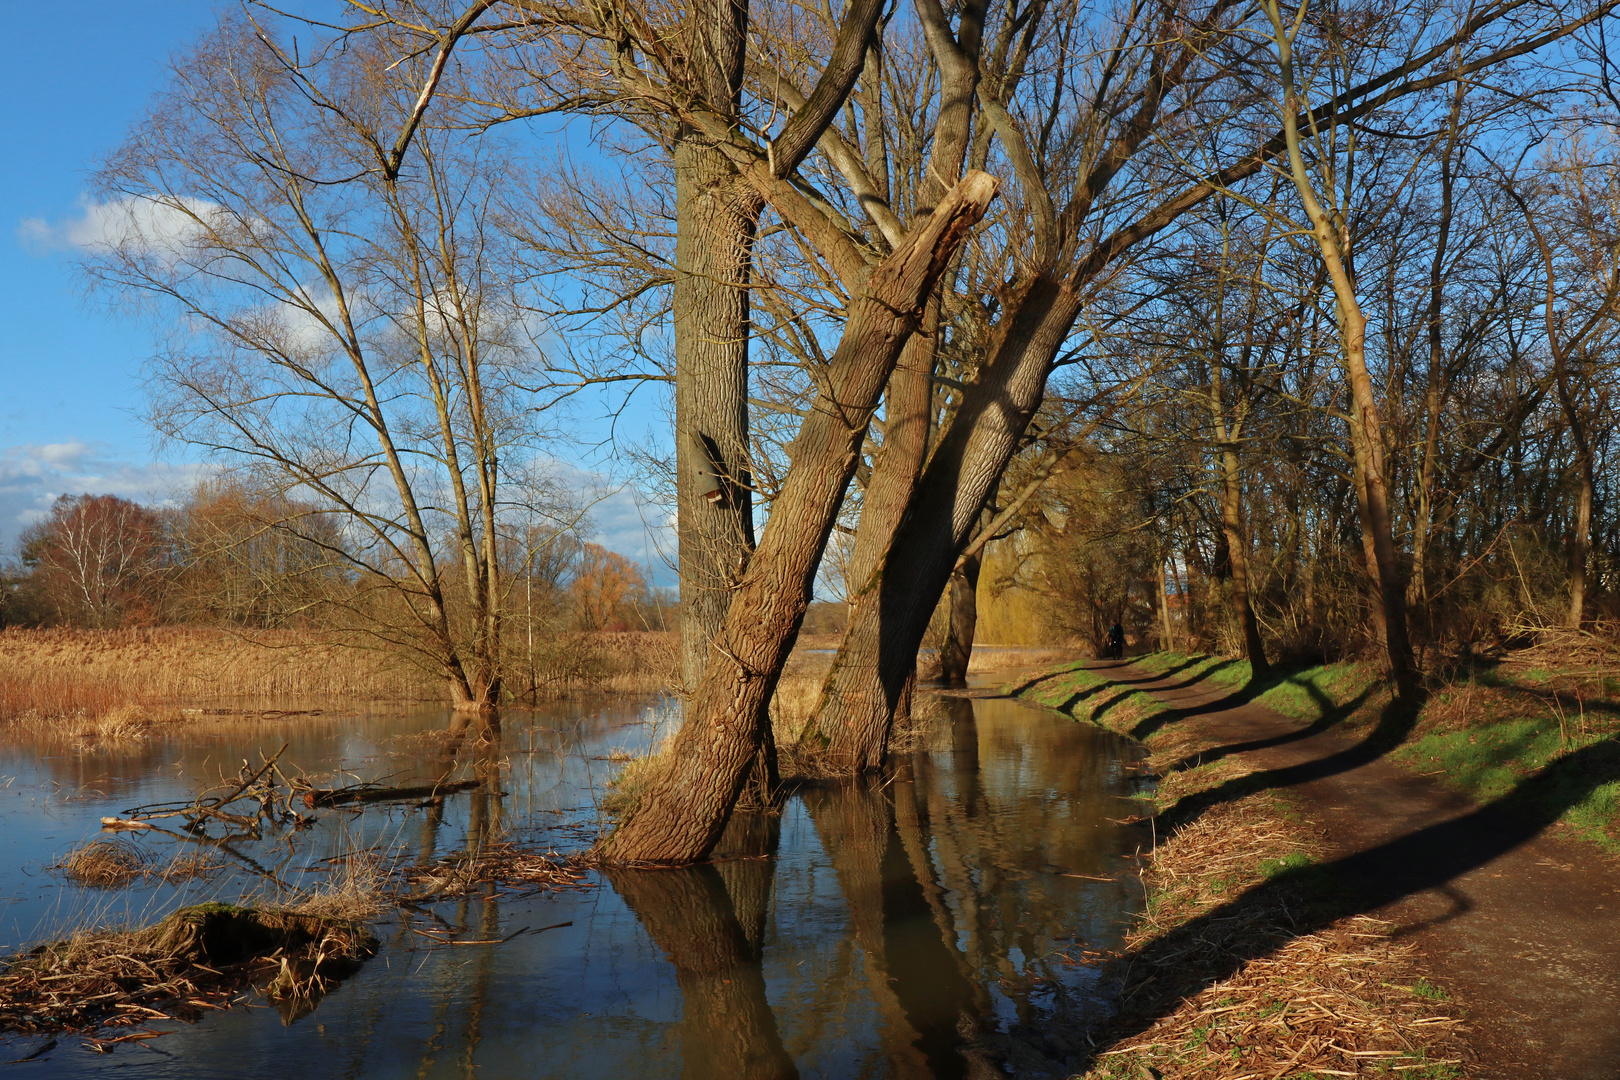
<box><xmin>17</xmin><ymin>194</ymin><xmax>230</xmax><ymax>261</ymax></box>
<box><xmin>0</xmin><ymin>442</ymin><xmax>210</xmax><ymax>549</ymax></box>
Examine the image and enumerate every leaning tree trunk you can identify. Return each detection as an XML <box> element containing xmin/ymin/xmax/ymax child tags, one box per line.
<box><xmin>597</xmin><ymin>173</ymin><xmax>997</xmax><ymax>865</ymax></box>
<box><xmin>809</xmin><ymin>276</ymin><xmax>1084</xmax><ymax>772</ymax></box>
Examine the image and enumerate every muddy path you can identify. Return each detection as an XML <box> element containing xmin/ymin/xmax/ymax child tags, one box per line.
<box><xmin>1077</xmin><ymin>659</ymin><xmax>1620</xmax><ymax>1080</ymax></box>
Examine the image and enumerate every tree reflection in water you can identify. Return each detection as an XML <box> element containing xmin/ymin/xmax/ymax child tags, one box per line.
<box><xmin>602</xmin><ymin>696</ymin><xmax>1137</xmax><ymax>1078</ymax></box>
<box><xmin>608</xmin><ymin>820</ymin><xmax>799</xmax><ymax>1080</ymax></box>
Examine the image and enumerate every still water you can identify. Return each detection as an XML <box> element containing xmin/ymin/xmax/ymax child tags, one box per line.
<box><xmin>0</xmin><ymin>689</ymin><xmax>1150</xmax><ymax>1078</ymax></box>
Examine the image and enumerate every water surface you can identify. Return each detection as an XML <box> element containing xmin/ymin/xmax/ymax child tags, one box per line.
<box><xmin>0</xmin><ymin>691</ymin><xmax>1149</xmax><ymax>1077</ymax></box>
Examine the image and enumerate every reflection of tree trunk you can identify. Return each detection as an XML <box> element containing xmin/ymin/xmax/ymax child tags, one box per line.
<box><xmin>711</xmin><ymin>811</ymin><xmax>781</xmax><ymax>953</ymax></box>
<box><xmin>607</xmin><ymin>865</ymin><xmax>798</xmax><ymax>1080</ymax></box>
<box><xmin>465</xmin><ymin>715</ymin><xmax>503</xmax><ymax>857</ymax></box>
<box><xmin>938</xmin><ymin>553</ymin><xmax>981</xmax><ymax>687</ymax></box>
<box><xmin>804</xmin><ymin>777</ymin><xmax>985</xmax><ymax>1079</ymax></box>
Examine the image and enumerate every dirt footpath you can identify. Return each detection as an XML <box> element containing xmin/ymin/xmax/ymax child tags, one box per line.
<box><xmin>1092</xmin><ymin>659</ymin><xmax>1620</xmax><ymax>1080</ymax></box>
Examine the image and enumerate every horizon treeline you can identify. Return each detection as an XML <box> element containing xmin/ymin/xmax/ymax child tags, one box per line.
<box><xmin>0</xmin><ymin>484</ymin><xmax>672</xmax><ymax>642</ymax></box>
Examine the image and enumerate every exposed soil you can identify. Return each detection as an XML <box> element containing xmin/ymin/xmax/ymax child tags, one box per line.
<box><xmin>1089</xmin><ymin>658</ymin><xmax>1620</xmax><ymax>1080</ymax></box>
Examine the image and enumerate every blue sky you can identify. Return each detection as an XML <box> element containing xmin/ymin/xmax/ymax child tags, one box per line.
<box><xmin>0</xmin><ymin>3</ymin><xmax>673</xmax><ymax>583</ymax></box>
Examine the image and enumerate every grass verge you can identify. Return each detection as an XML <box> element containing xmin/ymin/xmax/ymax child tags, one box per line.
<box><xmin>1015</xmin><ymin>651</ymin><xmax>1620</xmax><ymax>852</ymax></box>
<box><xmin>1012</xmin><ymin>661</ymin><xmax>1470</xmax><ymax>1078</ymax></box>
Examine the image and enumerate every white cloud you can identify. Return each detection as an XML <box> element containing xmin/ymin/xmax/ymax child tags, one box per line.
<box><xmin>0</xmin><ymin>442</ymin><xmax>209</xmax><ymax>550</ymax></box>
<box><xmin>17</xmin><ymin>194</ymin><xmax>229</xmax><ymax>261</ymax></box>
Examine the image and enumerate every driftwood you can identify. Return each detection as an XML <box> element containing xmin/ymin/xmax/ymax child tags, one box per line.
<box><xmin>301</xmin><ymin>779</ymin><xmax>482</xmax><ymax>808</ymax></box>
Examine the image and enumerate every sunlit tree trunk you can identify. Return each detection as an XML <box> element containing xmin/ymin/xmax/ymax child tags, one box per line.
<box><xmin>1264</xmin><ymin>0</ymin><xmax>1415</xmax><ymax>693</ymax></box>
<box><xmin>598</xmin><ymin>174</ymin><xmax>997</xmax><ymax>864</ymax></box>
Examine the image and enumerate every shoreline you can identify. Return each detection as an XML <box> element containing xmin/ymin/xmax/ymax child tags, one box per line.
<box><xmin>1014</xmin><ymin>659</ymin><xmax>1471</xmax><ymax>1079</ymax></box>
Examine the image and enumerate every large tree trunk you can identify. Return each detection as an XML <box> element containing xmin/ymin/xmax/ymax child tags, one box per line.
<box><xmin>808</xmin><ymin>276</ymin><xmax>1083</xmax><ymax>772</ymax></box>
<box><xmin>938</xmin><ymin>551</ymin><xmax>981</xmax><ymax>687</ymax></box>
<box><xmin>847</xmin><ymin>298</ymin><xmax>940</xmax><ymax>591</ymax></box>
<box><xmin>597</xmin><ymin>173</ymin><xmax>997</xmax><ymax>865</ymax></box>
<box><xmin>1216</xmin><ymin>439</ymin><xmax>1267</xmax><ymax>674</ymax></box>
<box><xmin>673</xmin><ymin>146</ymin><xmax>761</xmax><ymax>693</ymax></box>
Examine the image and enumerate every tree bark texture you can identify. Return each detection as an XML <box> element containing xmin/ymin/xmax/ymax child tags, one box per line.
<box><xmin>597</xmin><ymin>173</ymin><xmax>998</xmax><ymax>864</ymax></box>
<box><xmin>809</xmin><ymin>276</ymin><xmax>1083</xmax><ymax>771</ymax></box>
<box><xmin>938</xmin><ymin>551</ymin><xmax>981</xmax><ymax>687</ymax></box>
<box><xmin>674</xmin><ymin>148</ymin><xmax>763</xmax><ymax>692</ymax></box>
<box><xmin>674</xmin><ymin>0</ymin><xmax>762</xmax><ymax>693</ymax></box>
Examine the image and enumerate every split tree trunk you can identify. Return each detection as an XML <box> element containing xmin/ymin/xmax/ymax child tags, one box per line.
<box><xmin>598</xmin><ymin>173</ymin><xmax>998</xmax><ymax>865</ymax></box>
<box><xmin>808</xmin><ymin>276</ymin><xmax>1083</xmax><ymax>771</ymax></box>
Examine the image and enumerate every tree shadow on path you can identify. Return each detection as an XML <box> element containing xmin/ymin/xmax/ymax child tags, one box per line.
<box><xmin>1070</xmin><ymin>663</ymin><xmax>1620</xmax><ymax>1073</ymax></box>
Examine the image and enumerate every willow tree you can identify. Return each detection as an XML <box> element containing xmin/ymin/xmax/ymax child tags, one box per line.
<box><xmin>89</xmin><ymin>17</ymin><xmax>574</xmax><ymax>709</ymax></box>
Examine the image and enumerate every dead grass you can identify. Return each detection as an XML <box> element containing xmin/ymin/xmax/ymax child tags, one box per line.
<box><xmin>0</xmin><ymin>627</ymin><xmax>680</xmax><ymax>735</ymax></box>
<box><xmin>57</xmin><ymin>839</ymin><xmax>153</xmax><ymax>887</ymax></box>
<box><xmin>54</xmin><ymin>839</ymin><xmax>228</xmax><ymax>889</ymax></box>
<box><xmin>0</xmin><ymin>627</ymin><xmax>437</xmax><ymax>723</ymax></box>
<box><xmin>0</xmin><ymin>902</ymin><xmax>377</xmax><ymax>1040</ymax></box>
<box><xmin>1076</xmin><ymin>728</ymin><xmax>1469</xmax><ymax>1080</ymax></box>
<box><xmin>400</xmin><ymin>844</ymin><xmax>593</xmax><ymax>902</ymax></box>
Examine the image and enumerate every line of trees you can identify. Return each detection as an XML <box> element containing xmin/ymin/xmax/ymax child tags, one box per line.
<box><xmin>70</xmin><ymin>0</ymin><xmax>1620</xmax><ymax>863</ymax></box>
<box><xmin>2</xmin><ymin>487</ymin><xmax>667</xmax><ymax>675</ymax></box>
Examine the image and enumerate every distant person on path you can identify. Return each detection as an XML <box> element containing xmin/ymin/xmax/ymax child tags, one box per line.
<box><xmin>1107</xmin><ymin>621</ymin><xmax>1125</xmax><ymax>660</ymax></box>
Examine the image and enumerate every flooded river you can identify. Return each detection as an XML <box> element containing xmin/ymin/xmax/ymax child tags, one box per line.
<box><xmin>0</xmin><ymin>689</ymin><xmax>1150</xmax><ymax>1077</ymax></box>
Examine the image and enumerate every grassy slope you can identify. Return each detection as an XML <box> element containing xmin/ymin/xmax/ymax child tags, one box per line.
<box><xmin>1012</xmin><ymin>652</ymin><xmax>1620</xmax><ymax>853</ymax></box>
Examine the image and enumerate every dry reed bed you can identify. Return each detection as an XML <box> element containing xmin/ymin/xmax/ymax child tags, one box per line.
<box><xmin>0</xmin><ymin>627</ymin><xmax>435</xmax><ymax>721</ymax></box>
<box><xmin>0</xmin><ymin>628</ymin><xmax>679</xmax><ymax>731</ymax></box>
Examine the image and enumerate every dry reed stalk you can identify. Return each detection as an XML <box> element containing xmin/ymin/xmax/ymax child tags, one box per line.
<box><xmin>1079</xmin><ymin>794</ymin><xmax>1468</xmax><ymax>1079</ymax></box>
<box><xmin>400</xmin><ymin>844</ymin><xmax>593</xmax><ymax>901</ymax></box>
<box><xmin>0</xmin><ymin>627</ymin><xmax>437</xmax><ymax>725</ymax></box>
<box><xmin>0</xmin><ymin>903</ymin><xmax>376</xmax><ymax>1038</ymax></box>
<box><xmin>56</xmin><ymin>839</ymin><xmax>153</xmax><ymax>887</ymax></box>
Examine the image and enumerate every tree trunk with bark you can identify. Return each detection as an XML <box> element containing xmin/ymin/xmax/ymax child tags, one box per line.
<box><xmin>673</xmin><ymin>0</ymin><xmax>762</xmax><ymax>693</ymax></box>
<box><xmin>597</xmin><ymin>173</ymin><xmax>997</xmax><ymax>865</ymax></box>
<box><xmin>807</xmin><ymin>276</ymin><xmax>1083</xmax><ymax>771</ymax></box>
<box><xmin>1266</xmin><ymin>1</ymin><xmax>1416</xmax><ymax>693</ymax></box>
<box><xmin>937</xmin><ymin>551</ymin><xmax>981</xmax><ymax>687</ymax></box>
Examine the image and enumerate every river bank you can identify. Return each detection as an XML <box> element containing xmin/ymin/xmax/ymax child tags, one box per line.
<box><xmin>1017</xmin><ymin>657</ymin><xmax>1620</xmax><ymax>1079</ymax></box>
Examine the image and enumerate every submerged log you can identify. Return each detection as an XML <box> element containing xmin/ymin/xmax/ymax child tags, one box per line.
<box><xmin>302</xmin><ymin>779</ymin><xmax>482</xmax><ymax>807</ymax></box>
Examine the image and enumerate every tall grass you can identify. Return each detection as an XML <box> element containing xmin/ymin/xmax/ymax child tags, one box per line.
<box><xmin>0</xmin><ymin>627</ymin><xmax>680</xmax><ymax>725</ymax></box>
<box><xmin>0</xmin><ymin>627</ymin><xmax>437</xmax><ymax>722</ymax></box>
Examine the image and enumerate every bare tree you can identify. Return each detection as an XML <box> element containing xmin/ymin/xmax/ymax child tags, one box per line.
<box><xmin>88</xmin><ymin>17</ymin><xmax>578</xmax><ymax>709</ymax></box>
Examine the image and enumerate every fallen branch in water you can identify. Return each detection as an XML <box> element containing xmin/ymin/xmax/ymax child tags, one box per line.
<box><xmin>302</xmin><ymin>779</ymin><xmax>483</xmax><ymax>807</ymax></box>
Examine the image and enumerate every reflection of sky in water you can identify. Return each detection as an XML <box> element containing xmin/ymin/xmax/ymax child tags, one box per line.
<box><xmin>0</xmin><ymin>692</ymin><xmax>1149</xmax><ymax>1078</ymax></box>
